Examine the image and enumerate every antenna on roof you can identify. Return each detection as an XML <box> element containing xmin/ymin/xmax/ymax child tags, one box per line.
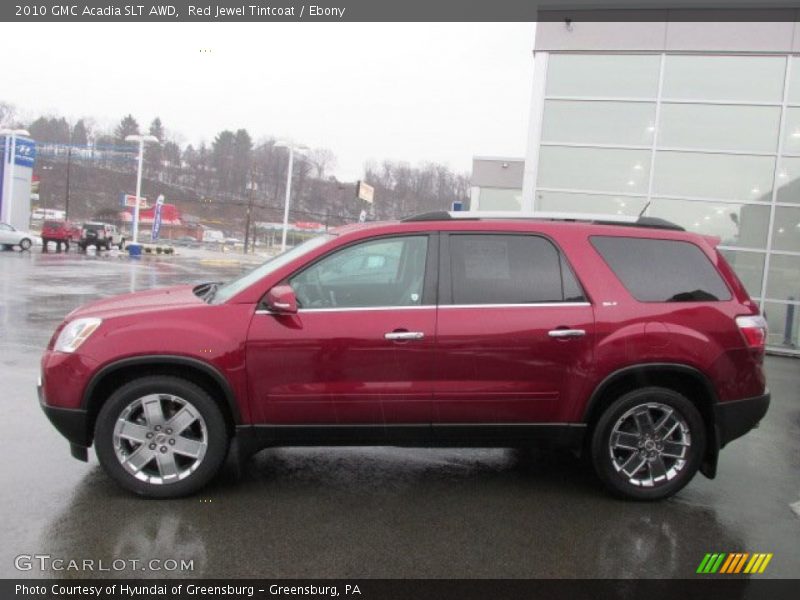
<box><xmin>638</xmin><ymin>202</ymin><xmax>651</xmax><ymax>218</ymax></box>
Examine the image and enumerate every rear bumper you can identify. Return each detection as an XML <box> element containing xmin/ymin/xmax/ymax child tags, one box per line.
<box><xmin>715</xmin><ymin>391</ymin><xmax>770</xmax><ymax>447</ymax></box>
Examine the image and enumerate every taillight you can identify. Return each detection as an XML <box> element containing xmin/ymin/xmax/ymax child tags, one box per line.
<box><xmin>736</xmin><ymin>315</ymin><xmax>768</xmax><ymax>350</ymax></box>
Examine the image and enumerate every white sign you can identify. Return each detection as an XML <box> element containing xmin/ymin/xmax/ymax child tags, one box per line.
<box><xmin>358</xmin><ymin>209</ymin><xmax>367</xmax><ymax>223</ymax></box>
<box><xmin>356</xmin><ymin>181</ymin><xmax>374</xmax><ymax>204</ymax></box>
<box><xmin>120</xmin><ymin>193</ymin><xmax>148</xmax><ymax>209</ymax></box>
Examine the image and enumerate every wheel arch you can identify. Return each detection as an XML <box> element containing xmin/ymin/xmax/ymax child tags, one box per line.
<box><xmin>582</xmin><ymin>363</ymin><xmax>720</xmax><ymax>478</ymax></box>
<box><xmin>82</xmin><ymin>356</ymin><xmax>240</xmax><ymax>444</ymax></box>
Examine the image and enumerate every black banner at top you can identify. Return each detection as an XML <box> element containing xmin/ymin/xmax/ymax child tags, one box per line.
<box><xmin>5</xmin><ymin>1</ymin><xmax>800</xmax><ymax>22</ymax></box>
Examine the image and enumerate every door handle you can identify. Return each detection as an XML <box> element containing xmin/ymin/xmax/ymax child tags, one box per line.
<box><xmin>548</xmin><ymin>328</ymin><xmax>586</xmax><ymax>338</ymax></box>
<box><xmin>384</xmin><ymin>331</ymin><xmax>425</xmax><ymax>341</ymax></box>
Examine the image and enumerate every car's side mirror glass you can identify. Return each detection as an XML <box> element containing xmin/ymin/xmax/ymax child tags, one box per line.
<box><xmin>265</xmin><ymin>284</ymin><xmax>298</xmax><ymax>314</ymax></box>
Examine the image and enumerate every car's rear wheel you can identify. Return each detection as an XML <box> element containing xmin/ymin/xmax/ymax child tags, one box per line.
<box><xmin>95</xmin><ymin>376</ymin><xmax>229</xmax><ymax>498</ymax></box>
<box><xmin>591</xmin><ymin>387</ymin><xmax>705</xmax><ymax>501</ymax></box>
<box><xmin>19</xmin><ymin>238</ymin><xmax>32</xmax><ymax>251</ymax></box>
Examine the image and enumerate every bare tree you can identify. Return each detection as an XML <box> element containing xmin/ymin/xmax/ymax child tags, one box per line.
<box><xmin>307</xmin><ymin>148</ymin><xmax>337</xmax><ymax>179</ymax></box>
<box><xmin>0</xmin><ymin>101</ymin><xmax>17</xmax><ymax>128</ymax></box>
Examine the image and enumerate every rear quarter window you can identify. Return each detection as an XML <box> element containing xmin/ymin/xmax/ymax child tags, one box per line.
<box><xmin>590</xmin><ymin>236</ymin><xmax>731</xmax><ymax>302</ymax></box>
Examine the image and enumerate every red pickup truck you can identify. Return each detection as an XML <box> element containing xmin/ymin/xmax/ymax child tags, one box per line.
<box><xmin>41</xmin><ymin>220</ymin><xmax>82</xmax><ymax>251</ymax></box>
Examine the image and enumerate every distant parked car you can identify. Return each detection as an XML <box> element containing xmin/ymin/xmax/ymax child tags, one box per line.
<box><xmin>42</xmin><ymin>220</ymin><xmax>82</xmax><ymax>251</ymax></box>
<box><xmin>0</xmin><ymin>222</ymin><xmax>37</xmax><ymax>251</ymax></box>
<box><xmin>174</xmin><ymin>236</ymin><xmax>199</xmax><ymax>247</ymax></box>
<box><xmin>202</xmin><ymin>229</ymin><xmax>225</xmax><ymax>243</ymax></box>
<box><xmin>79</xmin><ymin>222</ymin><xmax>125</xmax><ymax>251</ymax></box>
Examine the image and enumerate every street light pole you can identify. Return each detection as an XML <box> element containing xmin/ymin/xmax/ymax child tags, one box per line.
<box><xmin>280</xmin><ymin>146</ymin><xmax>294</xmax><ymax>252</ymax></box>
<box><xmin>64</xmin><ymin>144</ymin><xmax>72</xmax><ymax>219</ymax></box>
<box><xmin>244</xmin><ymin>180</ymin><xmax>257</xmax><ymax>255</ymax></box>
<box><xmin>125</xmin><ymin>134</ymin><xmax>159</xmax><ymax>245</ymax></box>
<box><xmin>275</xmin><ymin>141</ymin><xmax>308</xmax><ymax>252</ymax></box>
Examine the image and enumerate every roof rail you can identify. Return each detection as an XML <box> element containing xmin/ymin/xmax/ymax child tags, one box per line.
<box><xmin>401</xmin><ymin>210</ymin><xmax>685</xmax><ymax>231</ymax></box>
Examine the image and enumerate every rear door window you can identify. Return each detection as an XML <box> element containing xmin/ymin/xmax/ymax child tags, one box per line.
<box><xmin>446</xmin><ymin>234</ymin><xmax>585</xmax><ymax>305</ymax></box>
<box><xmin>591</xmin><ymin>236</ymin><xmax>731</xmax><ymax>302</ymax></box>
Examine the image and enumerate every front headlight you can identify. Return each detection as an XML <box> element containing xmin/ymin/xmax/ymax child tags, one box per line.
<box><xmin>54</xmin><ymin>317</ymin><xmax>102</xmax><ymax>353</ymax></box>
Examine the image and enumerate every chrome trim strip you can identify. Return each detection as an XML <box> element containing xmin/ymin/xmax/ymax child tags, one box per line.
<box><xmin>255</xmin><ymin>302</ymin><xmax>590</xmax><ymax>315</ymax></box>
<box><xmin>440</xmin><ymin>302</ymin><xmax>591</xmax><ymax>309</ymax></box>
<box><xmin>256</xmin><ymin>306</ymin><xmax>435</xmax><ymax>315</ymax></box>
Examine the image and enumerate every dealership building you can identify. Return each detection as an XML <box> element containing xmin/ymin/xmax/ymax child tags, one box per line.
<box><xmin>470</xmin><ymin>9</ymin><xmax>800</xmax><ymax>354</ymax></box>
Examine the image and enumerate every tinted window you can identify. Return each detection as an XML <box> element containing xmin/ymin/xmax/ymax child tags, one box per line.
<box><xmin>591</xmin><ymin>236</ymin><xmax>731</xmax><ymax>302</ymax></box>
<box><xmin>448</xmin><ymin>234</ymin><xmax>584</xmax><ymax>305</ymax></box>
<box><xmin>290</xmin><ymin>236</ymin><xmax>428</xmax><ymax>309</ymax></box>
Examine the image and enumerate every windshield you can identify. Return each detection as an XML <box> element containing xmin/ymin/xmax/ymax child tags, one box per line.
<box><xmin>211</xmin><ymin>233</ymin><xmax>336</xmax><ymax>304</ymax></box>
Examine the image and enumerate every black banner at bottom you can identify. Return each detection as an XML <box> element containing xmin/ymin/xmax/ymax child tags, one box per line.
<box><xmin>4</xmin><ymin>579</ymin><xmax>800</xmax><ymax>600</ymax></box>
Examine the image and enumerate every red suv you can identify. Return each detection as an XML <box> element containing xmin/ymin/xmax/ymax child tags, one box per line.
<box><xmin>39</xmin><ymin>212</ymin><xmax>770</xmax><ymax>499</ymax></box>
<box><xmin>41</xmin><ymin>220</ymin><xmax>82</xmax><ymax>251</ymax></box>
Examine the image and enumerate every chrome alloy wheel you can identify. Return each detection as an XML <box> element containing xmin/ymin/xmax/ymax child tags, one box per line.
<box><xmin>608</xmin><ymin>402</ymin><xmax>691</xmax><ymax>488</ymax></box>
<box><xmin>113</xmin><ymin>394</ymin><xmax>208</xmax><ymax>485</ymax></box>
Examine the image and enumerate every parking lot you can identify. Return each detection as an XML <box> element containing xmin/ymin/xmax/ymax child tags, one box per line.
<box><xmin>1</xmin><ymin>248</ymin><xmax>798</xmax><ymax>579</ymax></box>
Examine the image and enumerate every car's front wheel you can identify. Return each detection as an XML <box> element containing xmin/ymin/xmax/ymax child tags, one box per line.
<box><xmin>95</xmin><ymin>376</ymin><xmax>229</xmax><ymax>498</ymax></box>
<box><xmin>19</xmin><ymin>238</ymin><xmax>32</xmax><ymax>251</ymax></box>
<box><xmin>591</xmin><ymin>387</ymin><xmax>705</xmax><ymax>501</ymax></box>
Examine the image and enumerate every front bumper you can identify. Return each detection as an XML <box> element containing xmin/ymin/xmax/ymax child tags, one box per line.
<box><xmin>714</xmin><ymin>391</ymin><xmax>770</xmax><ymax>447</ymax></box>
<box><xmin>38</xmin><ymin>377</ymin><xmax>90</xmax><ymax>461</ymax></box>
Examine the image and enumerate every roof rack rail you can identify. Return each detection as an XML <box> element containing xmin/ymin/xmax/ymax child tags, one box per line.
<box><xmin>401</xmin><ymin>210</ymin><xmax>685</xmax><ymax>231</ymax></box>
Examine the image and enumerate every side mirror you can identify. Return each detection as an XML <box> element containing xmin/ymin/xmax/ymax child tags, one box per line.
<box><xmin>265</xmin><ymin>284</ymin><xmax>298</xmax><ymax>314</ymax></box>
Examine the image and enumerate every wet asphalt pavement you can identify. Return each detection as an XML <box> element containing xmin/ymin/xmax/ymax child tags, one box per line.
<box><xmin>0</xmin><ymin>247</ymin><xmax>798</xmax><ymax>579</ymax></box>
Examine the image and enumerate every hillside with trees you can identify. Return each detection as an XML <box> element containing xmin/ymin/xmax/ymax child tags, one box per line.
<box><xmin>3</xmin><ymin>103</ymin><xmax>470</xmax><ymax>235</ymax></box>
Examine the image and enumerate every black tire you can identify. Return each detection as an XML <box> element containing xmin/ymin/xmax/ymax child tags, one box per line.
<box><xmin>590</xmin><ymin>386</ymin><xmax>705</xmax><ymax>501</ymax></box>
<box><xmin>19</xmin><ymin>238</ymin><xmax>32</xmax><ymax>251</ymax></box>
<box><xmin>95</xmin><ymin>376</ymin><xmax>229</xmax><ymax>498</ymax></box>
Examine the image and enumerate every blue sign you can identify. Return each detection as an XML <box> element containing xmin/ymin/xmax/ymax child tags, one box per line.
<box><xmin>151</xmin><ymin>195</ymin><xmax>164</xmax><ymax>241</ymax></box>
<box><xmin>451</xmin><ymin>200</ymin><xmax>464</xmax><ymax>212</ymax></box>
<box><xmin>10</xmin><ymin>138</ymin><xmax>36</xmax><ymax>168</ymax></box>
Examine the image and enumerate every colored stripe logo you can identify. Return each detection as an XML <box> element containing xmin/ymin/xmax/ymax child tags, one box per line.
<box><xmin>697</xmin><ymin>553</ymin><xmax>773</xmax><ymax>574</ymax></box>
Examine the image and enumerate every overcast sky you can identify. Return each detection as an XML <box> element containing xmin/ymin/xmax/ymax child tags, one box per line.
<box><xmin>1</xmin><ymin>23</ymin><xmax>534</xmax><ymax>180</ymax></box>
